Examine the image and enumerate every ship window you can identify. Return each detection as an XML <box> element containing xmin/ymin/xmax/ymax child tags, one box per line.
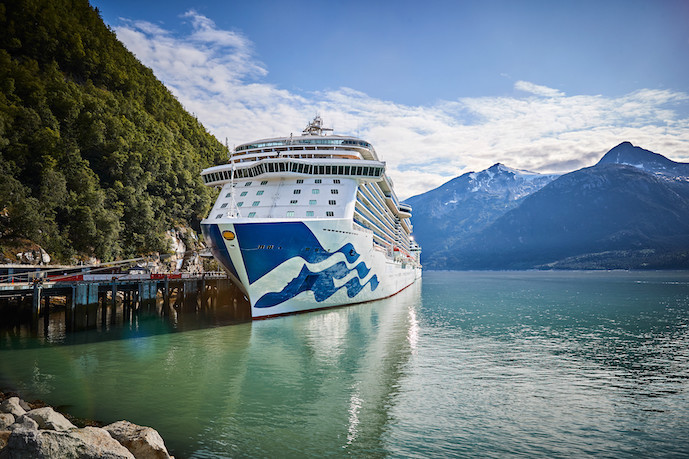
<box><xmin>325</xmin><ymin>166</ymin><xmax>331</xmax><ymax>174</ymax></box>
<box><xmin>252</xmin><ymin>201</ymin><xmax>260</xmax><ymax>206</ymax></box>
<box><xmin>279</xmin><ymin>163</ymin><xmax>286</xmax><ymax>172</ymax></box>
<box><xmin>261</xmin><ymin>180</ymin><xmax>268</xmax><ymax>185</ymax></box>
<box><xmin>287</xmin><ymin>211</ymin><xmax>295</xmax><ymax>217</ymax></box>
<box><xmin>220</xmin><ymin>203</ymin><xmax>228</xmax><ymax>208</ymax></box>
<box><xmin>306</xmin><ymin>211</ymin><xmax>314</xmax><ymax>217</ymax></box>
<box><xmin>245</xmin><ymin>182</ymin><xmax>252</xmax><ymax>186</ymax></box>
<box><xmin>293</xmin><ymin>189</ymin><xmax>301</xmax><ymax>194</ymax></box>
<box><xmin>329</xmin><ymin>200</ymin><xmax>336</xmax><ymax>205</ymax></box>
<box><xmin>334</xmin><ymin>179</ymin><xmax>340</xmax><ymax>184</ymax></box>
<box><xmin>216</xmin><ymin>214</ymin><xmax>223</xmax><ymax>219</ymax></box>
<box><xmin>268</xmin><ymin>163</ymin><xmax>274</xmax><ymax>173</ymax></box>
<box><xmin>290</xmin><ymin>200</ymin><xmax>298</xmax><ymax>204</ymax></box>
<box><xmin>237</xmin><ymin>202</ymin><xmax>243</xmax><ymax>207</ymax></box>
<box><xmin>326</xmin><ymin>211</ymin><xmax>334</xmax><ymax>217</ymax></box>
<box><xmin>225</xmin><ymin>193</ymin><xmax>232</xmax><ymax>198</ymax></box>
<box><xmin>319</xmin><ymin>166</ymin><xmax>325</xmax><ymax>174</ymax></box>
<box><xmin>258</xmin><ymin>245</ymin><xmax>265</xmax><ymax>249</ymax></box>
<box><xmin>256</xmin><ymin>190</ymin><xmax>264</xmax><ymax>195</ymax></box>
<box><xmin>309</xmin><ymin>200</ymin><xmax>317</xmax><ymax>205</ymax></box>
<box><xmin>315</xmin><ymin>179</ymin><xmax>322</xmax><ymax>184</ymax></box>
<box><xmin>248</xmin><ymin>212</ymin><xmax>256</xmax><ymax>218</ymax></box>
<box><xmin>240</xmin><ymin>191</ymin><xmax>248</xmax><ymax>197</ymax></box>
<box><xmin>297</xmin><ymin>179</ymin><xmax>304</xmax><ymax>184</ymax></box>
<box><xmin>312</xmin><ymin>189</ymin><xmax>320</xmax><ymax>194</ymax></box>
<box><xmin>344</xmin><ymin>166</ymin><xmax>351</xmax><ymax>175</ymax></box>
<box><xmin>223</xmin><ymin>171</ymin><xmax>230</xmax><ymax>179</ymax></box>
<box><xmin>331</xmin><ymin>189</ymin><xmax>338</xmax><ymax>194</ymax></box>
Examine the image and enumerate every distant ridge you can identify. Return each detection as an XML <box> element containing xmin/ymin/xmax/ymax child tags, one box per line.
<box><xmin>597</xmin><ymin>142</ymin><xmax>689</xmax><ymax>178</ymax></box>
<box><xmin>406</xmin><ymin>163</ymin><xmax>559</xmax><ymax>262</ymax></box>
<box><xmin>411</xmin><ymin>143</ymin><xmax>689</xmax><ymax>270</ymax></box>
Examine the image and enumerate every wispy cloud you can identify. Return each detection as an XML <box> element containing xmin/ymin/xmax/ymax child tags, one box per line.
<box><xmin>514</xmin><ymin>81</ymin><xmax>565</xmax><ymax>98</ymax></box>
<box><xmin>114</xmin><ymin>12</ymin><xmax>689</xmax><ymax>200</ymax></box>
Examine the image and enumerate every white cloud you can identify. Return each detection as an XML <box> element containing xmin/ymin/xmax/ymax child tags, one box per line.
<box><xmin>113</xmin><ymin>13</ymin><xmax>689</xmax><ymax>200</ymax></box>
<box><xmin>514</xmin><ymin>81</ymin><xmax>565</xmax><ymax>98</ymax></box>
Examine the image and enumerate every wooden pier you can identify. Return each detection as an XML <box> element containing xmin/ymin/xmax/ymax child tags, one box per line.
<box><xmin>0</xmin><ymin>270</ymin><xmax>250</xmax><ymax>334</ymax></box>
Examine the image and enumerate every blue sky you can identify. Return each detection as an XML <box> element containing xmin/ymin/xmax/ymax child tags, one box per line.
<box><xmin>91</xmin><ymin>0</ymin><xmax>689</xmax><ymax>198</ymax></box>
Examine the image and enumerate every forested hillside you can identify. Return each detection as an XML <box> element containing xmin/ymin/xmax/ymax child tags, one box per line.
<box><xmin>0</xmin><ymin>0</ymin><xmax>227</xmax><ymax>263</ymax></box>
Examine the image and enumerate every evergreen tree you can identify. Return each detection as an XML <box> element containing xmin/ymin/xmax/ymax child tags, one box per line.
<box><xmin>0</xmin><ymin>0</ymin><xmax>226</xmax><ymax>262</ymax></box>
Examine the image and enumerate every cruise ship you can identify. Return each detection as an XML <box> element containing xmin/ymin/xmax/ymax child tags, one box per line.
<box><xmin>200</xmin><ymin>116</ymin><xmax>421</xmax><ymax>319</ymax></box>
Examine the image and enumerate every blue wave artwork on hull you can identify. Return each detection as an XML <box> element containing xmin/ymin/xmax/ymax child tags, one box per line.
<box><xmin>233</xmin><ymin>222</ymin><xmax>360</xmax><ymax>283</ymax></box>
<box><xmin>255</xmin><ymin>261</ymin><xmax>379</xmax><ymax>308</ymax></box>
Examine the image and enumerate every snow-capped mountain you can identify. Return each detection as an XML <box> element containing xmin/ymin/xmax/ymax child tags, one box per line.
<box><xmin>428</xmin><ymin>143</ymin><xmax>689</xmax><ymax>270</ymax></box>
<box><xmin>597</xmin><ymin>141</ymin><xmax>689</xmax><ymax>180</ymax></box>
<box><xmin>405</xmin><ymin>163</ymin><xmax>559</xmax><ymax>261</ymax></box>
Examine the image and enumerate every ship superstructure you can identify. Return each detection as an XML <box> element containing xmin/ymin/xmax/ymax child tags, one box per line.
<box><xmin>200</xmin><ymin>116</ymin><xmax>421</xmax><ymax>318</ymax></box>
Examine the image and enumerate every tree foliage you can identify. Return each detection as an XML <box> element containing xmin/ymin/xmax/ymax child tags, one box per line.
<box><xmin>0</xmin><ymin>0</ymin><xmax>226</xmax><ymax>261</ymax></box>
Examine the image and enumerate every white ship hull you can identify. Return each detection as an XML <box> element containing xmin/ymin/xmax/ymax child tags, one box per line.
<box><xmin>200</xmin><ymin>117</ymin><xmax>422</xmax><ymax>319</ymax></box>
<box><xmin>202</xmin><ymin>218</ymin><xmax>421</xmax><ymax>319</ymax></box>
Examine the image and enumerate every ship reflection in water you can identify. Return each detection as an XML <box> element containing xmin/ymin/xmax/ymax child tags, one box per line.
<box><xmin>0</xmin><ymin>279</ymin><xmax>422</xmax><ymax>458</ymax></box>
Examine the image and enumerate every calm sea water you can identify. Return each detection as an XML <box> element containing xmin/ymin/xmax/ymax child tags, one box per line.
<box><xmin>1</xmin><ymin>271</ymin><xmax>689</xmax><ymax>458</ymax></box>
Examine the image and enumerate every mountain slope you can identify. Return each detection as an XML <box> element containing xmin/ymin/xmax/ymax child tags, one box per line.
<box><xmin>597</xmin><ymin>141</ymin><xmax>689</xmax><ymax>179</ymax></box>
<box><xmin>407</xmin><ymin>163</ymin><xmax>558</xmax><ymax>262</ymax></box>
<box><xmin>438</xmin><ymin>160</ymin><xmax>689</xmax><ymax>270</ymax></box>
<box><xmin>0</xmin><ymin>0</ymin><xmax>226</xmax><ymax>262</ymax></box>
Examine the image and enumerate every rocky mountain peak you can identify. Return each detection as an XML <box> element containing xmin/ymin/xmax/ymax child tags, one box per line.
<box><xmin>598</xmin><ymin>142</ymin><xmax>676</xmax><ymax>169</ymax></box>
<box><xmin>596</xmin><ymin>141</ymin><xmax>689</xmax><ymax>179</ymax></box>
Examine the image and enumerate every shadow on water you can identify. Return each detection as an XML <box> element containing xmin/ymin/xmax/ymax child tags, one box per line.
<box><xmin>0</xmin><ymin>281</ymin><xmax>252</xmax><ymax>350</ymax></box>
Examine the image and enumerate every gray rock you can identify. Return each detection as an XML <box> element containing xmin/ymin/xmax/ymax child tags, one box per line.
<box><xmin>0</xmin><ymin>398</ymin><xmax>26</xmax><ymax>418</ymax></box>
<box><xmin>104</xmin><ymin>421</ymin><xmax>171</xmax><ymax>459</ymax></box>
<box><xmin>9</xmin><ymin>415</ymin><xmax>39</xmax><ymax>431</ymax></box>
<box><xmin>0</xmin><ymin>414</ymin><xmax>14</xmax><ymax>430</ymax></box>
<box><xmin>17</xmin><ymin>400</ymin><xmax>31</xmax><ymax>412</ymax></box>
<box><xmin>25</xmin><ymin>407</ymin><xmax>76</xmax><ymax>431</ymax></box>
<box><xmin>0</xmin><ymin>427</ymin><xmax>134</xmax><ymax>459</ymax></box>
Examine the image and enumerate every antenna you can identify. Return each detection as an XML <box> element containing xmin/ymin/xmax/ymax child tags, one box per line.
<box><xmin>303</xmin><ymin>115</ymin><xmax>333</xmax><ymax>136</ymax></box>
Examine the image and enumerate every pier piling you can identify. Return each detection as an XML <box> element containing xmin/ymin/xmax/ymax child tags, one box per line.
<box><xmin>1</xmin><ymin>270</ymin><xmax>242</xmax><ymax>336</ymax></box>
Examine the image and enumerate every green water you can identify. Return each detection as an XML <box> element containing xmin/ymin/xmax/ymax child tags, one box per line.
<box><xmin>1</xmin><ymin>271</ymin><xmax>689</xmax><ymax>458</ymax></box>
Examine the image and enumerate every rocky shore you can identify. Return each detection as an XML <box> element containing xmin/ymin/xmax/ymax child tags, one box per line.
<box><xmin>0</xmin><ymin>392</ymin><xmax>173</xmax><ymax>458</ymax></box>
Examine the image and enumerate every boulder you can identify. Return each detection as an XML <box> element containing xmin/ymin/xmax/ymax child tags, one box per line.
<box><xmin>104</xmin><ymin>421</ymin><xmax>171</xmax><ymax>459</ymax></box>
<box><xmin>16</xmin><ymin>400</ymin><xmax>31</xmax><ymax>412</ymax></box>
<box><xmin>25</xmin><ymin>407</ymin><xmax>76</xmax><ymax>431</ymax></box>
<box><xmin>0</xmin><ymin>414</ymin><xmax>14</xmax><ymax>430</ymax></box>
<box><xmin>0</xmin><ymin>427</ymin><xmax>134</xmax><ymax>459</ymax></box>
<box><xmin>9</xmin><ymin>415</ymin><xmax>39</xmax><ymax>431</ymax></box>
<box><xmin>0</xmin><ymin>398</ymin><xmax>26</xmax><ymax>418</ymax></box>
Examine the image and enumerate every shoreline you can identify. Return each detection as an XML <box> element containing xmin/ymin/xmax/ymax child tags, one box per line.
<box><xmin>0</xmin><ymin>390</ymin><xmax>174</xmax><ymax>458</ymax></box>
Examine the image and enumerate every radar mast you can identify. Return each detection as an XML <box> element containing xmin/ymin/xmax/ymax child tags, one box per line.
<box><xmin>302</xmin><ymin>115</ymin><xmax>333</xmax><ymax>136</ymax></box>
